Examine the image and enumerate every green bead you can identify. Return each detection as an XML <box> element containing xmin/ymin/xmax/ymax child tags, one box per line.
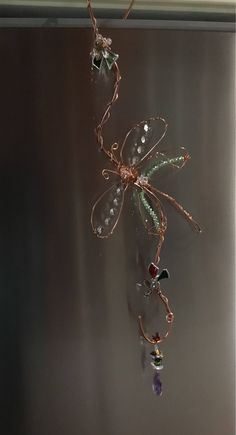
<box><xmin>139</xmin><ymin>190</ymin><xmax>160</xmax><ymax>231</ymax></box>
<box><xmin>154</xmin><ymin>359</ymin><xmax>162</xmax><ymax>367</ymax></box>
<box><xmin>104</xmin><ymin>50</ymin><xmax>119</xmax><ymax>70</ymax></box>
<box><xmin>145</xmin><ymin>156</ymin><xmax>185</xmax><ymax>179</ymax></box>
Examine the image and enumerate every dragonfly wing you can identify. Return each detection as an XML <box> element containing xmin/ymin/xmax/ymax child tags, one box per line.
<box><xmin>151</xmin><ymin>185</ymin><xmax>202</xmax><ymax>234</ymax></box>
<box><xmin>134</xmin><ymin>185</ymin><xmax>167</xmax><ymax>236</ymax></box>
<box><xmin>120</xmin><ymin>117</ymin><xmax>168</xmax><ymax>168</ymax></box>
<box><xmin>142</xmin><ymin>147</ymin><xmax>190</xmax><ymax>180</ymax></box>
<box><xmin>91</xmin><ymin>182</ymin><xmax>126</xmax><ymax>238</ymax></box>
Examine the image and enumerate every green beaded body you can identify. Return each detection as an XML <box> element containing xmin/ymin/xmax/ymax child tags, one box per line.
<box><xmin>138</xmin><ymin>155</ymin><xmax>186</xmax><ymax>232</ymax></box>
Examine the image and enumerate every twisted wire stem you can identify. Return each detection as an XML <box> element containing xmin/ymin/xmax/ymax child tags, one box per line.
<box><xmin>95</xmin><ymin>62</ymin><xmax>121</xmax><ymax>157</ymax></box>
<box><xmin>154</xmin><ymin>231</ymin><xmax>165</xmax><ymax>266</ymax></box>
<box><xmin>87</xmin><ymin>0</ymin><xmax>134</xmax><ymax>30</ymax></box>
<box><xmin>87</xmin><ymin>0</ymin><xmax>134</xmax><ymax>161</ymax></box>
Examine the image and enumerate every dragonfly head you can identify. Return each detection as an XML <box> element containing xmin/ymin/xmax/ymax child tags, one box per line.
<box><xmin>119</xmin><ymin>165</ymin><xmax>138</xmax><ymax>184</ymax></box>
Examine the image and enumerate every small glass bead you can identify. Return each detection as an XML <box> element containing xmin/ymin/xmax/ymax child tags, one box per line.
<box><xmin>105</xmin><ymin>218</ymin><xmax>110</xmax><ymax>226</ymax></box>
<box><xmin>141</xmin><ymin>136</ymin><xmax>146</xmax><ymax>144</ymax></box>
<box><xmin>113</xmin><ymin>198</ymin><xmax>118</xmax><ymax>206</ymax></box>
<box><xmin>151</xmin><ymin>281</ymin><xmax>157</xmax><ymax>290</ymax></box>
<box><xmin>137</xmin><ymin>146</ymin><xmax>143</xmax><ymax>154</ymax></box>
<box><xmin>144</xmin><ymin>123</ymin><xmax>149</xmax><ymax>132</ymax></box>
<box><xmin>132</xmin><ymin>156</ymin><xmax>139</xmax><ymax>165</ymax></box>
<box><xmin>166</xmin><ymin>312</ymin><xmax>174</xmax><ymax>323</ymax></box>
<box><xmin>110</xmin><ymin>208</ymin><xmax>115</xmax><ymax>216</ymax></box>
<box><xmin>151</xmin><ymin>361</ymin><xmax>163</xmax><ymax>371</ymax></box>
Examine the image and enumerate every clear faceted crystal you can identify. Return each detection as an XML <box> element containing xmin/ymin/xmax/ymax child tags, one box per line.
<box><xmin>152</xmin><ymin>372</ymin><xmax>162</xmax><ymax>396</ymax></box>
<box><xmin>103</xmin><ymin>50</ymin><xmax>109</xmax><ymax>59</ymax></box>
<box><xmin>151</xmin><ymin>361</ymin><xmax>163</xmax><ymax>371</ymax></box>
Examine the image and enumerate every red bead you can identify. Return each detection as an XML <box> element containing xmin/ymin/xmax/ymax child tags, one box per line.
<box><xmin>152</xmin><ymin>332</ymin><xmax>161</xmax><ymax>342</ymax></box>
<box><xmin>148</xmin><ymin>262</ymin><xmax>159</xmax><ymax>278</ymax></box>
<box><xmin>166</xmin><ymin>312</ymin><xmax>174</xmax><ymax>323</ymax></box>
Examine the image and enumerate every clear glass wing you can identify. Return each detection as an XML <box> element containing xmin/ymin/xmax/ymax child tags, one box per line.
<box><xmin>120</xmin><ymin>117</ymin><xmax>168</xmax><ymax>168</ymax></box>
<box><xmin>142</xmin><ymin>147</ymin><xmax>190</xmax><ymax>180</ymax></box>
<box><xmin>139</xmin><ymin>147</ymin><xmax>202</xmax><ymax>234</ymax></box>
<box><xmin>91</xmin><ymin>182</ymin><xmax>126</xmax><ymax>238</ymax></box>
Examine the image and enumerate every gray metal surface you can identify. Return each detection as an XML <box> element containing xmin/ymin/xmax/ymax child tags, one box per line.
<box><xmin>0</xmin><ymin>27</ymin><xmax>234</xmax><ymax>435</ymax></box>
<box><xmin>0</xmin><ymin>18</ymin><xmax>235</xmax><ymax>31</ymax></box>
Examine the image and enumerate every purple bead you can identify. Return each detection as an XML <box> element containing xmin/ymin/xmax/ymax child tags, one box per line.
<box><xmin>152</xmin><ymin>372</ymin><xmax>162</xmax><ymax>396</ymax></box>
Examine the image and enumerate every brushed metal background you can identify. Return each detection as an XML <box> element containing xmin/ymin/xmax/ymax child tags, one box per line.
<box><xmin>0</xmin><ymin>27</ymin><xmax>234</xmax><ymax>435</ymax></box>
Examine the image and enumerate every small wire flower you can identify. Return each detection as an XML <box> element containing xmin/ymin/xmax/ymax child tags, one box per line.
<box><xmin>91</xmin><ymin>33</ymin><xmax>119</xmax><ymax>71</ymax></box>
<box><xmin>139</xmin><ymin>262</ymin><xmax>169</xmax><ymax>297</ymax></box>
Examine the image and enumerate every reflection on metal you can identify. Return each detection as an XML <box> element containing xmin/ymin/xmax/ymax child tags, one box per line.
<box><xmin>0</xmin><ymin>18</ymin><xmax>234</xmax><ymax>31</ymax></box>
<box><xmin>0</xmin><ymin>0</ymin><xmax>235</xmax><ymax>13</ymax></box>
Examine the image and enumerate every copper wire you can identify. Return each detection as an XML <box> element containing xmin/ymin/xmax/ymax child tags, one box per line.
<box><xmin>87</xmin><ymin>0</ymin><xmax>134</xmax><ymax>33</ymax></box>
<box><xmin>141</xmin><ymin>183</ymin><xmax>168</xmax><ymax>266</ymax></box>
<box><xmin>123</xmin><ymin>0</ymin><xmax>135</xmax><ymax>19</ymax></box>
<box><xmin>87</xmin><ymin>0</ymin><xmax>98</xmax><ymax>35</ymax></box>
<box><xmin>149</xmin><ymin>185</ymin><xmax>202</xmax><ymax>234</ymax></box>
<box><xmin>138</xmin><ymin>284</ymin><xmax>174</xmax><ymax>345</ymax></box>
<box><xmin>87</xmin><ymin>0</ymin><xmax>134</xmax><ymax>160</ymax></box>
<box><xmin>95</xmin><ymin>62</ymin><xmax>121</xmax><ymax>157</ymax></box>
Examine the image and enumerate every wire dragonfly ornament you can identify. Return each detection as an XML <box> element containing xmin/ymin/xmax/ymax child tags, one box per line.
<box><xmin>87</xmin><ymin>0</ymin><xmax>202</xmax><ymax>397</ymax></box>
<box><xmin>91</xmin><ymin>116</ymin><xmax>201</xmax><ymax>264</ymax></box>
